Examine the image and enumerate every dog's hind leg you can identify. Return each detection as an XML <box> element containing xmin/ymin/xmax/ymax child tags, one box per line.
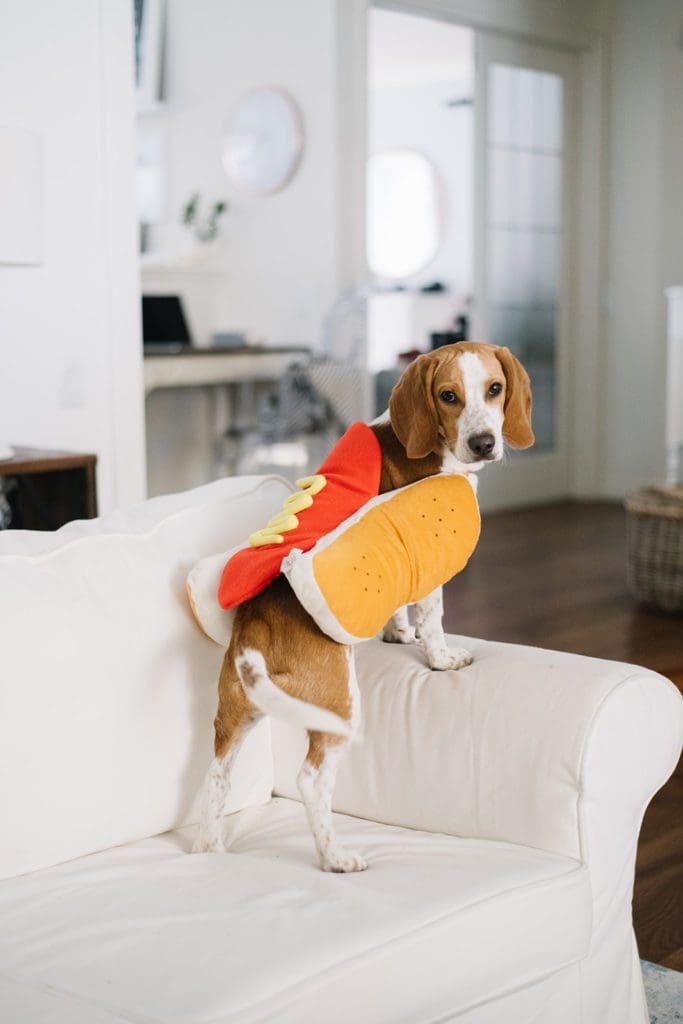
<box><xmin>297</xmin><ymin>652</ymin><xmax>366</xmax><ymax>873</ymax></box>
<box><xmin>298</xmin><ymin>733</ymin><xmax>367</xmax><ymax>873</ymax></box>
<box><xmin>192</xmin><ymin>649</ymin><xmax>260</xmax><ymax>854</ymax></box>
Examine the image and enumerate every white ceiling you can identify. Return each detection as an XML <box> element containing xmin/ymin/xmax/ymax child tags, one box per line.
<box><xmin>368</xmin><ymin>8</ymin><xmax>474</xmax><ymax>90</ymax></box>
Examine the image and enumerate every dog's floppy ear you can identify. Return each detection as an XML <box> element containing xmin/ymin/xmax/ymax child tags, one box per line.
<box><xmin>389</xmin><ymin>353</ymin><xmax>441</xmax><ymax>459</ymax></box>
<box><xmin>494</xmin><ymin>347</ymin><xmax>535</xmax><ymax>449</ymax></box>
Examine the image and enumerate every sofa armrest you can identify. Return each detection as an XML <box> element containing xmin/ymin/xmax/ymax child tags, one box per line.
<box><xmin>271</xmin><ymin>635</ymin><xmax>681</xmax><ymax>1019</ymax></box>
<box><xmin>271</xmin><ymin>636</ymin><xmax>682</xmax><ymax>864</ymax></box>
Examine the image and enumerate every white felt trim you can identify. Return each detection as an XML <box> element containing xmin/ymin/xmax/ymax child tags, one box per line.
<box><xmin>186</xmin><ymin>547</ymin><xmax>240</xmax><ymax>647</ymax></box>
<box><xmin>185</xmin><ymin>478</ymin><xmax>297</xmax><ymax>647</ymax></box>
<box><xmin>281</xmin><ymin>548</ymin><xmax>363</xmax><ymax>645</ymax></box>
<box><xmin>280</xmin><ymin>486</ymin><xmax>411</xmax><ymax>644</ymax></box>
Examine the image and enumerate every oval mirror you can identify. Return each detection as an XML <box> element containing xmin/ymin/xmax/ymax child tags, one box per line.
<box><xmin>367</xmin><ymin>150</ymin><xmax>443</xmax><ymax>280</ymax></box>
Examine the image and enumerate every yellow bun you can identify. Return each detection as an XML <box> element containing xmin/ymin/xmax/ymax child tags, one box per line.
<box><xmin>283</xmin><ymin>474</ymin><xmax>480</xmax><ymax>643</ymax></box>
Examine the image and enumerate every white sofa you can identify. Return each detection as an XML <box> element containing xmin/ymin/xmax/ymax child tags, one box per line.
<box><xmin>0</xmin><ymin>474</ymin><xmax>681</xmax><ymax>1024</ymax></box>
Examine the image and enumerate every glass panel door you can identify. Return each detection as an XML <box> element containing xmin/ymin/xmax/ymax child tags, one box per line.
<box><xmin>474</xmin><ymin>34</ymin><xmax>575</xmax><ymax>509</ymax></box>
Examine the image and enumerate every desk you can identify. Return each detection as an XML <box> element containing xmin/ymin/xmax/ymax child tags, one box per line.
<box><xmin>143</xmin><ymin>346</ymin><xmax>311</xmax><ymax>495</ymax></box>
<box><xmin>143</xmin><ymin>346</ymin><xmax>309</xmax><ymax>396</ymax></box>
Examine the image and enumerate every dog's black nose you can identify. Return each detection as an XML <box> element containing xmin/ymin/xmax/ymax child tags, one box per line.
<box><xmin>468</xmin><ymin>433</ymin><xmax>495</xmax><ymax>458</ymax></box>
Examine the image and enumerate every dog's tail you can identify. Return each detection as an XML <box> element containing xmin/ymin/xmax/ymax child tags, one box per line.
<box><xmin>235</xmin><ymin>648</ymin><xmax>352</xmax><ymax>738</ymax></box>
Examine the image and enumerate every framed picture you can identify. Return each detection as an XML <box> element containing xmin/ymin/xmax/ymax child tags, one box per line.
<box><xmin>134</xmin><ymin>0</ymin><xmax>164</xmax><ymax>112</ymax></box>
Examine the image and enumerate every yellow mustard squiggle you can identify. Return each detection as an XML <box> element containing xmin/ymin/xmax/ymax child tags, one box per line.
<box><xmin>248</xmin><ymin>474</ymin><xmax>327</xmax><ymax>547</ymax></box>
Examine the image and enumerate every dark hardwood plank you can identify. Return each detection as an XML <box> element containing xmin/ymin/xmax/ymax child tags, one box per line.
<box><xmin>442</xmin><ymin>500</ymin><xmax>683</xmax><ymax>968</ymax></box>
<box><xmin>662</xmin><ymin>948</ymin><xmax>683</xmax><ymax>972</ymax></box>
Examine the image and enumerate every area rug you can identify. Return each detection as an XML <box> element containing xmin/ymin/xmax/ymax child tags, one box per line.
<box><xmin>642</xmin><ymin>960</ymin><xmax>683</xmax><ymax>1023</ymax></box>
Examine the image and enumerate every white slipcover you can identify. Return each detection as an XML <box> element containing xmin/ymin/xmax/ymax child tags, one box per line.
<box><xmin>0</xmin><ymin>477</ymin><xmax>680</xmax><ymax>1024</ymax></box>
<box><xmin>0</xmin><ymin>476</ymin><xmax>291</xmax><ymax>880</ymax></box>
<box><xmin>272</xmin><ymin>637</ymin><xmax>683</xmax><ymax>1023</ymax></box>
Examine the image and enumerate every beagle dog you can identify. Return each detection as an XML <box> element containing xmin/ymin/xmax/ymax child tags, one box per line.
<box><xmin>193</xmin><ymin>343</ymin><xmax>534</xmax><ymax>872</ymax></box>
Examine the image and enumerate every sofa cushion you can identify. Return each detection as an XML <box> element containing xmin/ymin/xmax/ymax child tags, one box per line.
<box><xmin>0</xmin><ymin>475</ymin><xmax>292</xmax><ymax>880</ymax></box>
<box><xmin>0</xmin><ymin>798</ymin><xmax>592</xmax><ymax>1024</ymax></box>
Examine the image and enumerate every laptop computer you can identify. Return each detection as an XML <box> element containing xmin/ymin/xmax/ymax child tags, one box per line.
<box><xmin>142</xmin><ymin>295</ymin><xmax>192</xmax><ymax>354</ymax></box>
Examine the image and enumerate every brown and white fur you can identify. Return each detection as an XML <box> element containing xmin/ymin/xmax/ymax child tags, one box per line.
<box><xmin>192</xmin><ymin>343</ymin><xmax>534</xmax><ymax>872</ymax></box>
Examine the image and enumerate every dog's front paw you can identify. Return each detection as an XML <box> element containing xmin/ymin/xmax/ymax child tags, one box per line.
<box><xmin>382</xmin><ymin>624</ymin><xmax>416</xmax><ymax>645</ymax></box>
<box><xmin>321</xmin><ymin>846</ymin><xmax>368</xmax><ymax>873</ymax></box>
<box><xmin>427</xmin><ymin>647</ymin><xmax>474</xmax><ymax>671</ymax></box>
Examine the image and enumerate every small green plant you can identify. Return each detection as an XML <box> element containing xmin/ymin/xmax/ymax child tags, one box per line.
<box><xmin>182</xmin><ymin>193</ymin><xmax>228</xmax><ymax>242</ymax></box>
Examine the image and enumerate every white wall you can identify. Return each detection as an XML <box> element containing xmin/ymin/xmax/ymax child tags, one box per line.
<box><xmin>142</xmin><ymin>0</ymin><xmax>341</xmax><ymax>348</ymax></box>
<box><xmin>601</xmin><ymin>0</ymin><xmax>683</xmax><ymax>495</ymax></box>
<box><xmin>4</xmin><ymin>0</ymin><xmax>673</xmax><ymax>512</ymax></box>
<box><xmin>366</xmin><ymin>79</ymin><xmax>473</xmax><ymax>373</ymax></box>
<box><xmin>141</xmin><ymin>0</ymin><xmax>346</xmax><ymax>496</ymax></box>
<box><xmin>0</xmin><ymin>0</ymin><xmax>145</xmax><ymax>513</ymax></box>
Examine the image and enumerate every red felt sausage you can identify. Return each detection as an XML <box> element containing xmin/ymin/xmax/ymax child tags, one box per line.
<box><xmin>217</xmin><ymin>422</ymin><xmax>383</xmax><ymax>610</ymax></box>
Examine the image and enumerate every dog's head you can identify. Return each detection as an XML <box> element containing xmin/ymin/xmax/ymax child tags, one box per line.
<box><xmin>388</xmin><ymin>342</ymin><xmax>534</xmax><ymax>471</ymax></box>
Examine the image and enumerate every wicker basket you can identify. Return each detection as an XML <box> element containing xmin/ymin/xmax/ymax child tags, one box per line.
<box><xmin>625</xmin><ymin>486</ymin><xmax>683</xmax><ymax>613</ymax></box>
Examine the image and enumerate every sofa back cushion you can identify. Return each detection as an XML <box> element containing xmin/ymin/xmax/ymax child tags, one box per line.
<box><xmin>0</xmin><ymin>475</ymin><xmax>291</xmax><ymax>880</ymax></box>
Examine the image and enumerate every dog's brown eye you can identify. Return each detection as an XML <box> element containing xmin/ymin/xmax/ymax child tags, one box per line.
<box><xmin>440</xmin><ymin>390</ymin><xmax>459</xmax><ymax>404</ymax></box>
<box><xmin>488</xmin><ymin>383</ymin><xmax>503</xmax><ymax>398</ymax></box>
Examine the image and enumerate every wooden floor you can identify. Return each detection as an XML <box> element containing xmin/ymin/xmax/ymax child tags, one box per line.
<box><xmin>442</xmin><ymin>501</ymin><xmax>682</xmax><ymax>970</ymax></box>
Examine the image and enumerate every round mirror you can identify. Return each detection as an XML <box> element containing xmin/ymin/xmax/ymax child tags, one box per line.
<box><xmin>222</xmin><ymin>87</ymin><xmax>305</xmax><ymax>197</ymax></box>
<box><xmin>367</xmin><ymin>150</ymin><xmax>443</xmax><ymax>279</ymax></box>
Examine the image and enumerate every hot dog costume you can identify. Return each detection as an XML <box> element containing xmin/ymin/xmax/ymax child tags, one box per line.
<box><xmin>217</xmin><ymin>422</ymin><xmax>383</xmax><ymax>610</ymax></box>
<box><xmin>187</xmin><ymin>422</ymin><xmax>481</xmax><ymax>646</ymax></box>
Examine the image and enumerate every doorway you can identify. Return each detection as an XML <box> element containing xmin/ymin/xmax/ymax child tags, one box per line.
<box><xmin>367</xmin><ymin>11</ymin><xmax>475</xmax><ymax>414</ymax></box>
<box><xmin>366</xmin><ymin>6</ymin><xmax>577</xmax><ymax>509</ymax></box>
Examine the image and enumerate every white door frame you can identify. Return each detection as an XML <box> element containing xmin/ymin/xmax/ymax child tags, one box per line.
<box><xmin>337</xmin><ymin>0</ymin><xmax>608</xmax><ymax>503</ymax></box>
<box><xmin>473</xmin><ymin>32</ymin><xmax>576</xmax><ymax>510</ymax></box>
<box><xmin>99</xmin><ymin>0</ymin><xmax>147</xmax><ymax>507</ymax></box>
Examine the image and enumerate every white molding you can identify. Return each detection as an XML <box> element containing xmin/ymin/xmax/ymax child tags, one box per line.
<box><xmin>372</xmin><ymin>0</ymin><xmax>603</xmax><ymax>51</ymax></box>
<box><xmin>335</xmin><ymin>0</ymin><xmax>373</xmax><ymax>422</ymax></box>
<box><xmin>476</xmin><ymin>451</ymin><xmax>572</xmax><ymax>512</ymax></box>
<box><xmin>335</xmin><ymin>0</ymin><xmax>368</xmax><ymax>292</ymax></box>
<box><xmin>568</xmin><ymin>35</ymin><xmax>609</xmax><ymax>498</ymax></box>
<box><xmin>98</xmin><ymin>0</ymin><xmax>147</xmax><ymax>507</ymax></box>
<box><xmin>472</xmin><ymin>33</ymin><xmax>576</xmax><ymax>508</ymax></box>
<box><xmin>665</xmin><ymin>286</ymin><xmax>683</xmax><ymax>484</ymax></box>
